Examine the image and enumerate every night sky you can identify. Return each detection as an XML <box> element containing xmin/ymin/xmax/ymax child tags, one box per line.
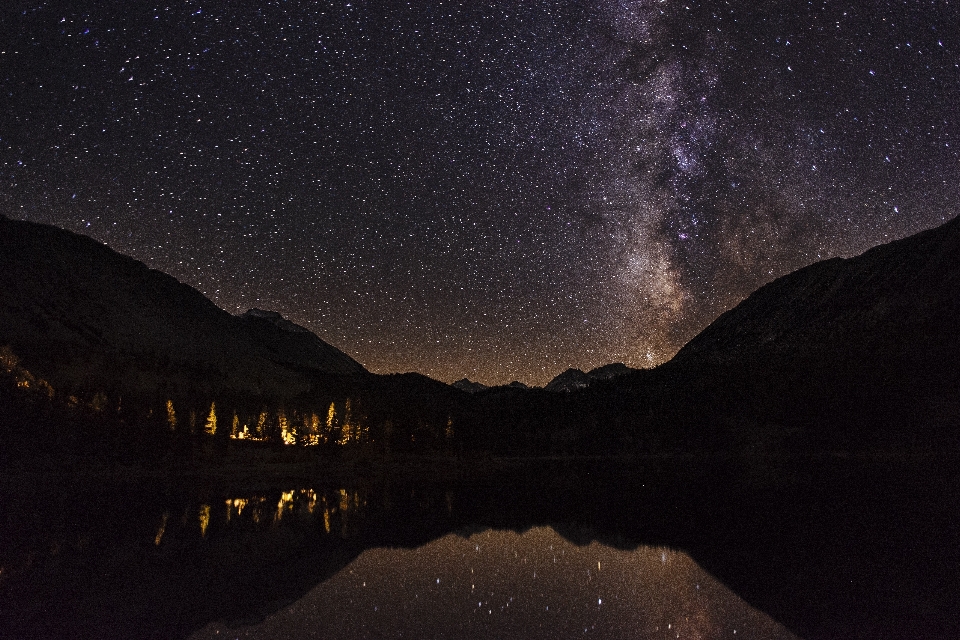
<box><xmin>3</xmin><ymin>1</ymin><xmax>958</xmax><ymax>386</ymax></box>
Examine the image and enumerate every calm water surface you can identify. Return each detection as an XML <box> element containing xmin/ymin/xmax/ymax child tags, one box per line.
<box><xmin>1</xmin><ymin>459</ymin><xmax>957</xmax><ymax>639</ymax></box>
<box><xmin>190</xmin><ymin>523</ymin><xmax>796</xmax><ymax>640</ymax></box>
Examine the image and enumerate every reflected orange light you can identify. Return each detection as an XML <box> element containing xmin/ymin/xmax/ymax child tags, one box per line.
<box><xmin>199</xmin><ymin>504</ymin><xmax>211</xmax><ymax>537</ymax></box>
<box><xmin>154</xmin><ymin>512</ymin><xmax>169</xmax><ymax>545</ymax></box>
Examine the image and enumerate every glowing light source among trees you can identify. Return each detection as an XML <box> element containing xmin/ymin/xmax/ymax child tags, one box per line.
<box><xmin>205</xmin><ymin>402</ymin><xmax>217</xmax><ymax>436</ymax></box>
<box><xmin>257</xmin><ymin>411</ymin><xmax>268</xmax><ymax>439</ymax></box>
<box><xmin>166</xmin><ymin>400</ymin><xmax>178</xmax><ymax>431</ymax></box>
<box><xmin>199</xmin><ymin>504</ymin><xmax>211</xmax><ymax>537</ymax></box>
<box><xmin>279</xmin><ymin>410</ymin><xmax>296</xmax><ymax>445</ymax></box>
<box><xmin>0</xmin><ymin>345</ymin><xmax>54</xmax><ymax>398</ymax></box>
<box><xmin>327</xmin><ymin>402</ymin><xmax>336</xmax><ymax>430</ymax></box>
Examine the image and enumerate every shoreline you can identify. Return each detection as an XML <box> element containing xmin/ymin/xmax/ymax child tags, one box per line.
<box><xmin>2</xmin><ymin>449</ymin><xmax>958</xmax><ymax>492</ymax></box>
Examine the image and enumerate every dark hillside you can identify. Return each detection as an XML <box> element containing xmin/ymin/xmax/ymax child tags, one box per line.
<box><xmin>0</xmin><ymin>215</ymin><xmax>364</xmax><ymax>402</ymax></box>
<box><xmin>645</xmin><ymin>214</ymin><xmax>960</xmax><ymax>452</ymax></box>
<box><xmin>459</xmin><ymin>216</ymin><xmax>960</xmax><ymax>456</ymax></box>
<box><xmin>674</xmin><ymin>214</ymin><xmax>960</xmax><ymax>368</ymax></box>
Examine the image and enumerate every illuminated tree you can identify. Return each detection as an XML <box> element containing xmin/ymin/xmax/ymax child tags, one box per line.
<box><xmin>89</xmin><ymin>392</ymin><xmax>108</xmax><ymax>413</ymax></box>
<box><xmin>204</xmin><ymin>402</ymin><xmax>217</xmax><ymax>435</ymax></box>
<box><xmin>279</xmin><ymin>410</ymin><xmax>296</xmax><ymax>445</ymax></box>
<box><xmin>326</xmin><ymin>402</ymin><xmax>336</xmax><ymax>429</ymax></box>
<box><xmin>257</xmin><ymin>411</ymin><xmax>268</xmax><ymax>439</ymax></box>
<box><xmin>166</xmin><ymin>399</ymin><xmax>178</xmax><ymax>431</ymax></box>
<box><xmin>338</xmin><ymin>399</ymin><xmax>355</xmax><ymax>445</ymax></box>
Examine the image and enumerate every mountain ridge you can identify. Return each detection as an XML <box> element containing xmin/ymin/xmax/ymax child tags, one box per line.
<box><xmin>544</xmin><ymin>363</ymin><xmax>637</xmax><ymax>392</ymax></box>
<box><xmin>0</xmin><ymin>216</ymin><xmax>365</xmax><ymax>400</ymax></box>
<box><xmin>3</xmin><ymin>213</ymin><xmax>959</xmax><ymax>459</ymax></box>
<box><xmin>673</xmin><ymin>214</ymin><xmax>960</xmax><ymax>365</ymax></box>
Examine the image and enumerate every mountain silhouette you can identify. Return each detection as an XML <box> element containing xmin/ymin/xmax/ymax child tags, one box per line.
<box><xmin>0</xmin><ymin>215</ymin><xmax>364</xmax><ymax>402</ymax></box>
<box><xmin>544</xmin><ymin>363</ymin><xmax>637</xmax><ymax>392</ymax></box>
<box><xmin>456</xmin><ymin>215</ymin><xmax>960</xmax><ymax>456</ymax></box>
<box><xmin>673</xmin><ymin>214</ymin><xmax>960</xmax><ymax>368</ymax></box>
<box><xmin>2</xmin><ymin>213</ymin><xmax>959</xmax><ymax>459</ymax></box>
<box><xmin>238</xmin><ymin>308</ymin><xmax>364</xmax><ymax>376</ymax></box>
<box><xmin>451</xmin><ymin>378</ymin><xmax>488</xmax><ymax>393</ymax></box>
<box><xmin>2</xmin><ymin>214</ymin><xmax>959</xmax><ymax>640</ymax></box>
<box><xmin>544</xmin><ymin>368</ymin><xmax>591</xmax><ymax>392</ymax></box>
<box><xmin>638</xmin><ymin>214</ymin><xmax>960</xmax><ymax>451</ymax></box>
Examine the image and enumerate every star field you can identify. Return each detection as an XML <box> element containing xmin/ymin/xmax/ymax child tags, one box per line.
<box><xmin>2</xmin><ymin>1</ymin><xmax>958</xmax><ymax>385</ymax></box>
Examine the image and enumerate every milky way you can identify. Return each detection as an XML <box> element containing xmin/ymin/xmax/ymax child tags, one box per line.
<box><xmin>2</xmin><ymin>1</ymin><xmax>958</xmax><ymax>385</ymax></box>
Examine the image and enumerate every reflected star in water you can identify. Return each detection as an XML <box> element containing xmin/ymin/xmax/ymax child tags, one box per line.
<box><xmin>190</xmin><ymin>527</ymin><xmax>798</xmax><ymax>639</ymax></box>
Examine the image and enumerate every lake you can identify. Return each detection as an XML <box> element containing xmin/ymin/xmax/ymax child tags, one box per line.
<box><xmin>1</xmin><ymin>457</ymin><xmax>957</xmax><ymax>638</ymax></box>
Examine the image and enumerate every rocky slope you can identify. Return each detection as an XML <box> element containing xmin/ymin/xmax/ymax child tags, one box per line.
<box><xmin>651</xmin><ymin>214</ymin><xmax>960</xmax><ymax>449</ymax></box>
<box><xmin>0</xmin><ymin>215</ymin><xmax>364</xmax><ymax>401</ymax></box>
<box><xmin>672</xmin><ymin>214</ymin><xmax>960</xmax><ymax>368</ymax></box>
<box><xmin>238</xmin><ymin>309</ymin><xmax>364</xmax><ymax>376</ymax></box>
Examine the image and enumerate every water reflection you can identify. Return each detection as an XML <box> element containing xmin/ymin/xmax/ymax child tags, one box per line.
<box><xmin>155</xmin><ymin>512</ymin><xmax>169</xmax><ymax>545</ymax></box>
<box><xmin>2</xmin><ymin>460</ymin><xmax>958</xmax><ymax>639</ymax></box>
<box><xmin>147</xmin><ymin>488</ymin><xmax>367</xmax><ymax>542</ymax></box>
<box><xmin>190</xmin><ymin>526</ymin><xmax>798</xmax><ymax>640</ymax></box>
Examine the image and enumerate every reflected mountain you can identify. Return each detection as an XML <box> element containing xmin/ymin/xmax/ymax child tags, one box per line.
<box><xmin>191</xmin><ymin>526</ymin><xmax>798</xmax><ymax>640</ymax></box>
<box><xmin>1</xmin><ymin>459</ymin><xmax>957</xmax><ymax>639</ymax></box>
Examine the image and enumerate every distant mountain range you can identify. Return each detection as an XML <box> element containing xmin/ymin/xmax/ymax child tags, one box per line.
<box><xmin>543</xmin><ymin>363</ymin><xmax>637</xmax><ymax>392</ymax></box>
<box><xmin>451</xmin><ymin>378</ymin><xmax>489</xmax><ymax>393</ymax></box>
<box><xmin>2</xmin><ymin>212</ymin><xmax>958</xmax><ymax>460</ymax></box>
<box><xmin>453</xmin><ymin>364</ymin><xmax>637</xmax><ymax>393</ymax></box>
<box><xmin>451</xmin><ymin>379</ymin><xmax>536</xmax><ymax>392</ymax></box>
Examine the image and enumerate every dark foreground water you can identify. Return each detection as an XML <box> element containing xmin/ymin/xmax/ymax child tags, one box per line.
<box><xmin>1</xmin><ymin>457</ymin><xmax>958</xmax><ymax>639</ymax></box>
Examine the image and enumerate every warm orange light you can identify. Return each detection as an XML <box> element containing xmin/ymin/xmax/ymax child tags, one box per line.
<box><xmin>166</xmin><ymin>400</ymin><xmax>178</xmax><ymax>431</ymax></box>
<box><xmin>204</xmin><ymin>402</ymin><xmax>217</xmax><ymax>435</ymax></box>
<box><xmin>199</xmin><ymin>504</ymin><xmax>211</xmax><ymax>537</ymax></box>
<box><xmin>154</xmin><ymin>512</ymin><xmax>169</xmax><ymax>546</ymax></box>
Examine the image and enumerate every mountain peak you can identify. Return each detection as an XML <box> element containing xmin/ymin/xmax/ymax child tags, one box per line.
<box><xmin>544</xmin><ymin>368</ymin><xmax>590</xmax><ymax>392</ymax></box>
<box><xmin>451</xmin><ymin>378</ymin><xmax>488</xmax><ymax>393</ymax></box>
<box><xmin>241</xmin><ymin>308</ymin><xmax>311</xmax><ymax>334</ymax></box>
<box><xmin>545</xmin><ymin>363</ymin><xmax>638</xmax><ymax>392</ymax></box>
